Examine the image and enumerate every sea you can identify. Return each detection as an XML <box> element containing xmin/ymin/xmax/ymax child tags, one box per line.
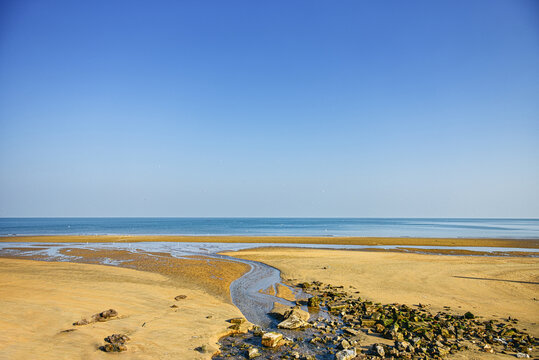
<box><xmin>0</xmin><ymin>218</ymin><xmax>538</xmax><ymax>239</ymax></box>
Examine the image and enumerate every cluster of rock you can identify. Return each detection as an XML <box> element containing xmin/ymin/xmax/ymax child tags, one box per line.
<box><xmin>305</xmin><ymin>280</ymin><xmax>535</xmax><ymax>358</ymax></box>
<box><xmin>100</xmin><ymin>333</ymin><xmax>130</xmax><ymax>352</ymax></box>
<box><xmin>213</xmin><ymin>281</ymin><xmax>536</xmax><ymax>359</ymax></box>
<box><xmin>73</xmin><ymin>308</ymin><xmax>118</xmax><ymax>326</ymax></box>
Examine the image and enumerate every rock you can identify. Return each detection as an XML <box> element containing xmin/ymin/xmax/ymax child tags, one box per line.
<box><xmin>194</xmin><ymin>345</ymin><xmax>208</xmax><ymax>353</ymax></box>
<box><xmin>270</xmin><ymin>302</ymin><xmax>291</xmax><ymax>320</ymax></box>
<box><xmin>73</xmin><ymin>319</ymin><xmax>89</xmax><ymax>326</ymax></box>
<box><xmin>278</xmin><ymin>314</ymin><xmax>310</xmax><ymax>329</ymax></box>
<box><xmin>516</xmin><ymin>353</ymin><xmax>530</xmax><ymax>358</ymax></box>
<box><xmin>75</xmin><ymin>309</ymin><xmax>118</xmax><ymax>326</ymax></box>
<box><xmin>283</xmin><ymin>306</ymin><xmax>310</xmax><ymax>322</ymax></box>
<box><xmin>342</xmin><ymin>327</ymin><xmax>361</xmax><ymax>336</ymax></box>
<box><xmin>228</xmin><ymin>321</ymin><xmax>253</xmax><ymax>334</ymax></box>
<box><xmin>100</xmin><ymin>333</ymin><xmax>129</xmax><ymax>352</ymax></box>
<box><xmin>328</xmin><ymin>303</ymin><xmax>347</xmax><ymax>312</ymax></box>
<box><xmin>104</xmin><ymin>334</ymin><xmax>130</xmax><ymax>345</ymax></box>
<box><xmin>229</xmin><ymin>317</ymin><xmax>246</xmax><ymax>324</ymax></box>
<box><xmin>335</xmin><ymin>348</ymin><xmax>356</xmax><ymax>360</ymax></box>
<box><xmin>59</xmin><ymin>328</ymin><xmax>77</xmax><ymax>333</ymax></box>
<box><xmin>361</xmin><ymin>319</ymin><xmax>376</xmax><ymax>327</ymax></box>
<box><xmin>102</xmin><ymin>343</ymin><xmax>127</xmax><ymax>352</ymax></box>
<box><xmin>464</xmin><ymin>311</ymin><xmax>475</xmax><ymax>319</ymax></box>
<box><xmin>339</xmin><ymin>339</ymin><xmax>351</xmax><ymax>349</ymax></box>
<box><xmin>248</xmin><ymin>347</ymin><xmax>261</xmax><ymax>359</ymax></box>
<box><xmin>483</xmin><ymin>344</ymin><xmax>494</xmax><ymax>353</ymax></box>
<box><xmin>92</xmin><ymin>309</ymin><xmax>118</xmax><ymax>322</ymax></box>
<box><xmin>372</xmin><ymin>344</ymin><xmax>385</xmax><ymax>357</ymax></box>
<box><xmin>252</xmin><ymin>325</ymin><xmax>264</xmax><ymax>336</ymax></box>
<box><xmin>307</xmin><ymin>296</ymin><xmax>320</xmax><ymax>307</ymax></box>
<box><xmin>175</xmin><ymin>295</ymin><xmax>187</xmax><ymax>300</ymax></box>
<box><xmin>395</xmin><ymin>341</ymin><xmax>412</xmax><ymax>352</ymax></box>
<box><xmin>261</xmin><ymin>332</ymin><xmax>283</xmax><ymax>347</ymax></box>
<box><xmin>170</xmin><ymin>304</ymin><xmax>178</xmax><ymax>308</ymax></box>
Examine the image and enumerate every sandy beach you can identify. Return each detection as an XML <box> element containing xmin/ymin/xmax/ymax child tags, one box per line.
<box><xmin>0</xmin><ymin>237</ymin><xmax>537</xmax><ymax>359</ymax></box>
<box><xmin>0</xmin><ymin>255</ymin><xmax>248</xmax><ymax>359</ymax></box>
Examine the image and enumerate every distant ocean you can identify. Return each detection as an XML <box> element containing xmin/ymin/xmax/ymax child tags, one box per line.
<box><xmin>0</xmin><ymin>218</ymin><xmax>538</xmax><ymax>239</ymax></box>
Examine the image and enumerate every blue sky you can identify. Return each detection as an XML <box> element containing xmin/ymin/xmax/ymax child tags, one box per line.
<box><xmin>1</xmin><ymin>0</ymin><xmax>538</xmax><ymax>217</ymax></box>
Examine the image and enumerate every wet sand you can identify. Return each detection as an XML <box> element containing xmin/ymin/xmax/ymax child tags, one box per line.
<box><xmin>224</xmin><ymin>247</ymin><xmax>539</xmax><ymax>337</ymax></box>
<box><xmin>0</xmin><ymin>258</ymin><xmax>246</xmax><ymax>360</ymax></box>
<box><xmin>2</xmin><ymin>235</ymin><xmax>538</xmax><ymax>249</ymax></box>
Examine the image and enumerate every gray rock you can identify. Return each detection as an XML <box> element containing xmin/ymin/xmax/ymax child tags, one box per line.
<box><xmin>248</xmin><ymin>347</ymin><xmax>261</xmax><ymax>359</ymax></box>
<box><xmin>335</xmin><ymin>348</ymin><xmax>356</xmax><ymax>360</ymax></box>
<box><xmin>373</xmin><ymin>344</ymin><xmax>385</xmax><ymax>357</ymax></box>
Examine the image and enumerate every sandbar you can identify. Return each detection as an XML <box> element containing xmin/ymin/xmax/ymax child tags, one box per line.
<box><xmin>1</xmin><ymin>234</ymin><xmax>538</xmax><ymax>249</ymax></box>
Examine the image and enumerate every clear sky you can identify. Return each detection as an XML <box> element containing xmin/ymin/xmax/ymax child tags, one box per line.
<box><xmin>0</xmin><ymin>0</ymin><xmax>538</xmax><ymax>217</ymax></box>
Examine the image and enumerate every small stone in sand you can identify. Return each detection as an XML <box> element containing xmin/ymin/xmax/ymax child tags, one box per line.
<box><xmin>100</xmin><ymin>333</ymin><xmax>129</xmax><ymax>352</ymax></box>
<box><xmin>195</xmin><ymin>345</ymin><xmax>208</xmax><ymax>353</ymax></box>
<box><xmin>175</xmin><ymin>295</ymin><xmax>187</xmax><ymax>300</ymax></box>
<box><xmin>73</xmin><ymin>308</ymin><xmax>118</xmax><ymax>326</ymax></box>
<box><xmin>92</xmin><ymin>309</ymin><xmax>118</xmax><ymax>322</ymax></box>
<box><xmin>229</xmin><ymin>317</ymin><xmax>246</xmax><ymax>324</ymax></box>
<box><xmin>105</xmin><ymin>334</ymin><xmax>130</xmax><ymax>345</ymax></box>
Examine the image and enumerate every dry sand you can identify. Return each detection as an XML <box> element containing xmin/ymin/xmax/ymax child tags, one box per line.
<box><xmin>0</xmin><ymin>258</ymin><xmax>247</xmax><ymax>360</ymax></box>
<box><xmin>1</xmin><ymin>235</ymin><xmax>538</xmax><ymax>249</ymax></box>
<box><xmin>224</xmin><ymin>247</ymin><xmax>539</xmax><ymax>337</ymax></box>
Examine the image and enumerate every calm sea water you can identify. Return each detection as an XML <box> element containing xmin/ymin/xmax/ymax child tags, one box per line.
<box><xmin>0</xmin><ymin>218</ymin><xmax>538</xmax><ymax>238</ymax></box>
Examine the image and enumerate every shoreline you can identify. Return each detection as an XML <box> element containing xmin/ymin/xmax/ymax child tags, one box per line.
<box><xmin>1</xmin><ymin>235</ymin><xmax>538</xmax><ymax>249</ymax></box>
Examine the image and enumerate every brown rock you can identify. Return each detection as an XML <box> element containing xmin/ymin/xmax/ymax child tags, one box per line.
<box><xmin>261</xmin><ymin>332</ymin><xmax>283</xmax><ymax>347</ymax></box>
<box><xmin>283</xmin><ymin>306</ymin><xmax>310</xmax><ymax>322</ymax></box>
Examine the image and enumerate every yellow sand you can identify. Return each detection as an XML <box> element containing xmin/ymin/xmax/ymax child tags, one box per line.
<box><xmin>224</xmin><ymin>247</ymin><xmax>539</xmax><ymax>336</ymax></box>
<box><xmin>0</xmin><ymin>258</ymin><xmax>244</xmax><ymax>360</ymax></box>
